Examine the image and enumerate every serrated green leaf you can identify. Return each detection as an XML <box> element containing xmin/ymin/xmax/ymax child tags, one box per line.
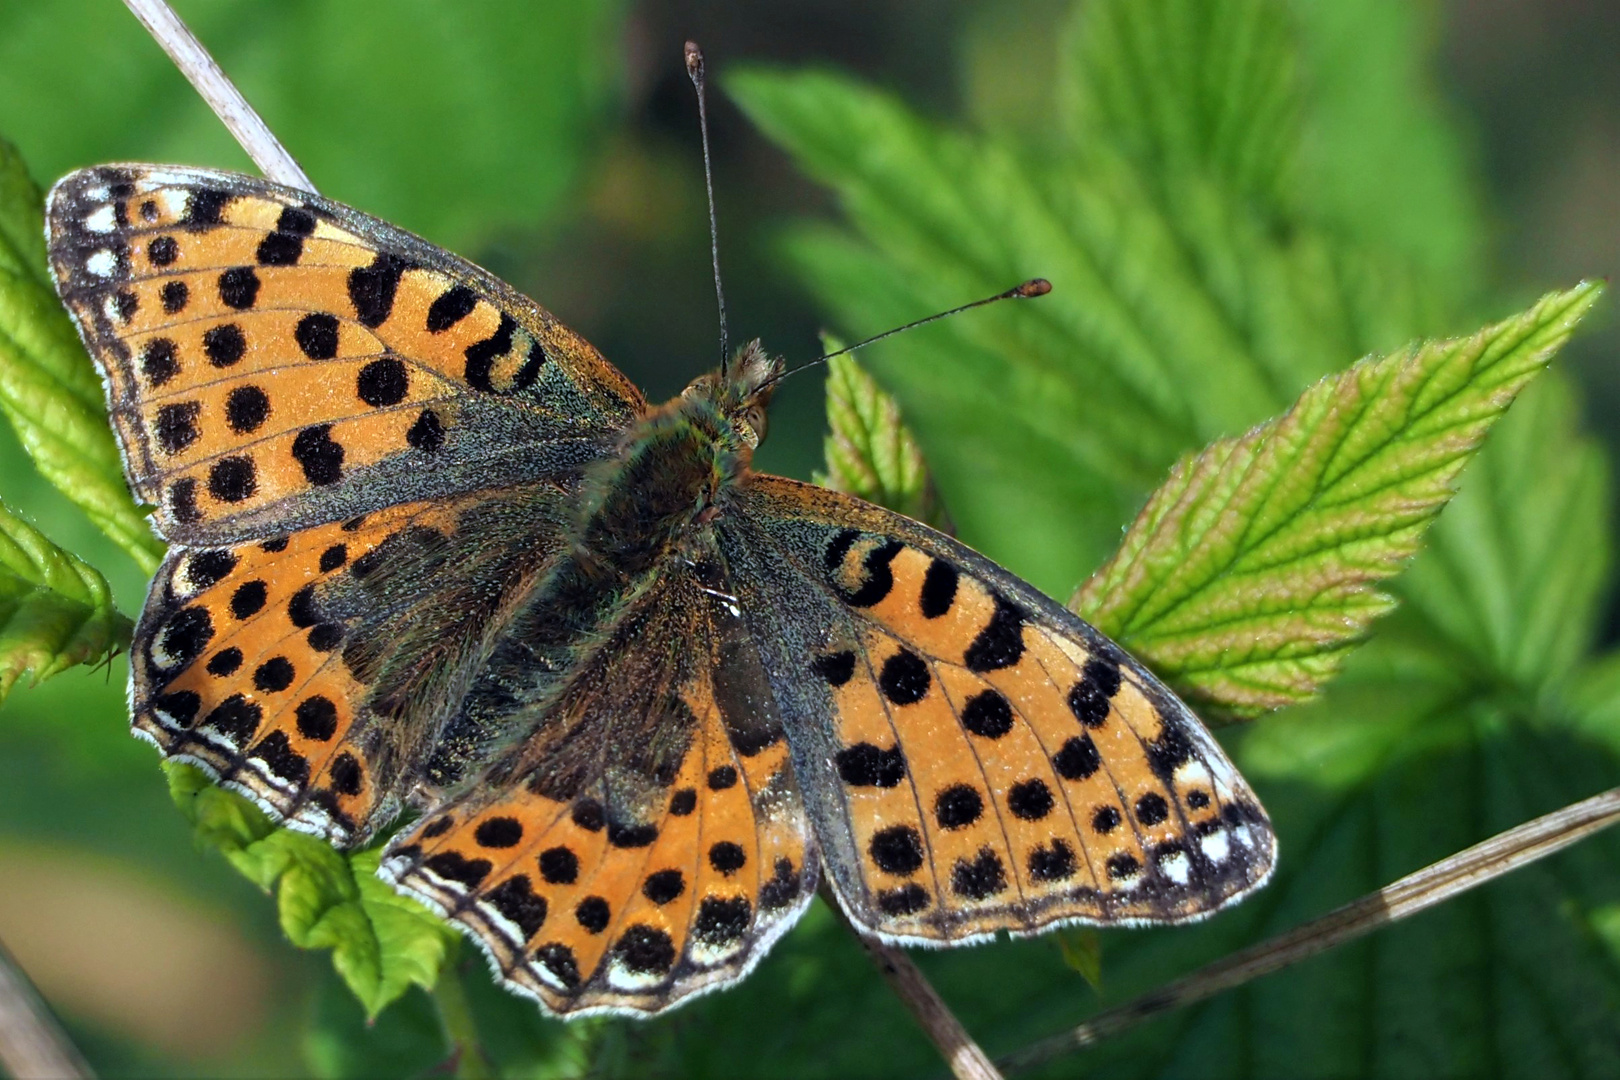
<box><xmin>813</xmin><ymin>345</ymin><xmax>948</xmax><ymax>530</ymax></box>
<box><xmin>1072</xmin><ymin>283</ymin><xmax>1601</xmax><ymax>717</ymax></box>
<box><xmin>1396</xmin><ymin>369</ymin><xmax>1612</xmax><ymax>694</ymax></box>
<box><xmin>0</xmin><ymin>497</ymin><xmax>129</xmax><ymax>701</ymax></box>
<box><xmin>1063</xmin><ymin>0</ymin><xmax>1301</xmax><ymax>207</ymax></box>
<box><xmin>730</xmin><ymin>48</ymin><xmax>1449</xmax><ymax>597</ymax></box>
<box><xmin>0</xmin><ymin>135</ymin><xmax>163</xmax><ymax>572</ymax></box>
<box><xmin>166</xmin><ymin>762</ymin><xmax>453</xmax><ymax>1018</ymax></box>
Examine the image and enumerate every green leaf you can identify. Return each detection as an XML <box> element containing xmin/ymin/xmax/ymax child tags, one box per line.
<box><xmin>1074</xmin><ymin>283</ymin><xmax>1604</xmax><ymax>717</ymax></box>
<box><xmin>1054</xmin><ymin>928</ymin><xmax>1105</xmax><ymax>994</ymax></box>
<box><xmin>166</xmin><ymin>762</ymin><xmax>454</xmax><ymax>1018</ymax></box>
<box><xmin>814</xmin><ymin>346</ymin><xmax>948</xmax><ymax>530</ymax></box>
<box><xmin>0</xmin><ymin>497</ymin><xmax>129</xmax><ymax>701</ymax></box>
<box><xmin>1063</xmin><ymin>0</ymin><xmax>1301</xmax><ymax>207</ymax></box>
<box><xmin>0</xmin><ymin>135</ymin><xmax>163</xmax><ymax>572</ymax></box>
<box><xmin>0</xmin><ymin>0</ymin><xmax>625</xmax><ymax>251</ymax></box>
<box><xmin>729</xmin><ymin>48</ymin><xmax>1448</xmax><ymax>598</ymax></box>
<box><xmin>1395</xmin><ymin>368</ymin><xmax>1612</xmax><ymax>694</ymax></box>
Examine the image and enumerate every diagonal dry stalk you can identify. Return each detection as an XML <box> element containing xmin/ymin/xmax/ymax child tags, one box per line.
<box><xmin>122</xmin><ymin>0</ymin><xmax>314</xmax><ymax>192</ymax></box>
<box><xmin>998</xmin><ymin>785</ymin><xmax>1620</xmax><ymax>1074</ymax></box>
<box><xmin>0</xmin><ymin>937</ymin><xmax>94</xmax><ymax>1080</ymax></box>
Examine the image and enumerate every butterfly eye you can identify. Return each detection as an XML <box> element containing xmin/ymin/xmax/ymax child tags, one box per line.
<box><xmin>739</xmin><ymin>406</ymin><xmax>768</xmax><ymax>446</ymax></box>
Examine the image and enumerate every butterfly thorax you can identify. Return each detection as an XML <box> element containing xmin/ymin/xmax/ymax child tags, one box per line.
<box><xmin>419</xmin><ymin>345</ymin><xmax>782</xmax><ymax>789</ymax></box>
<box><xmin>569</xmin><ymin>339</ymin><xmax>782</xmax><ymax>578</ymax></box>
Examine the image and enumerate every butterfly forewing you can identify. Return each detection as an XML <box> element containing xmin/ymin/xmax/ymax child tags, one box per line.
<box><xmin>380</xmin><ymin>570</ymin><xmax>819</xmax><ymax>1015</ymax></box>
<box><xmin>46</xmin><ymin>165</ymin><xmax>643</xmax><ymax>545</ymax></box>
<box><xmin>721</xmin><ymin>476</ymin><xmax>1276</xmax><ymax>940</ymax></box>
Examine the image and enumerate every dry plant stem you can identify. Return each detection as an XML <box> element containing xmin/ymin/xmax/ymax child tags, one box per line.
<box><xmin>0</xmin><ymin>937</ymin><xmax>94</xmax><ymax>1080</ymax></box>
<box><xmin>120</xmin><ymin>0</ymin><xmax>316</xmax><ymax>193</ymax></box>
<box><xmin>998</xmin><ymin>785</ymin><xmax>1620</xmax><ymax>1075</ymax></box>
<box><xmin>823</xmin><ymin>892</ymin><xmax>1003</xmax><ymax>1080</ymax></box>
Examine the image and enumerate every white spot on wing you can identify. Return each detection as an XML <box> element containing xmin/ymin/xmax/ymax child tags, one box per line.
<box><xmin>475</xmin><ymin>901</ymin><xmax>529</xmax><ymax>950</ymax></box>
<box><xmin>86</xmin><ymin>249</ymin><xmax>117</xmax><ymax>277</ymax></box>
<box><xmin>606</xmin><ymin>957</ymin><xmax>662</xmax><ymax>991</ymax></box>
<box><xmin>689</xmin><ymin>937</ymin><xmax>746</xmax><ymax>966</ymax></box>
<box><xmin>84</xmin><ymin>205</ymin><xmax>116</xmax><ymax>233</ymax></box>
<box><xmin>1158</xmin><ymin>849</ymin><xmax>1191</xmax><ymax>885</ymax></box>
<box><xmin>158</xmin><ymin>189</ymin><xmax>189</xmax><ymax>219</ymax></box>
<box><xmin>1201</xmin><ymin>831</ymin><xmax>1231</xmax><ymax>863</ymax></box>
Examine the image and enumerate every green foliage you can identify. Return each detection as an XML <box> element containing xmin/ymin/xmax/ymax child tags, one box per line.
<box><xmin>3</xmin><ymin>0</ymin><xmax>1619</xmax><ymax>1076</ymax></box>
<box><xmin>0</xmin><ymin>498</ymin><xmax>129</xmax><ymax>701</ymax></box>
<box><xmin>731</xmin><ymin>0</ymin><xmax>1620</xmax><ymax>1075</ymax></box>
<box><xmin>0</xmin><ymin>0</ymin><xmax>625</xmax><ymax>250</ymax></box>
<box><xmin>0</xmin><ymin>137</ymin><xmax>162</xmax><ymax>571</ymax></box>
<box><xmin>1077</xmin><ymin>284</ymin><xmax>1602</xmax><ymax>717</ymax></box>
<box><xmin>814</xmin><ymin>345</ymin><xmax>948</xmax><ymax>530</ymax></box>
<box><xmin>166</xmin><ymin>763</ymin><xmax>454</xmax><ymax>1019</ymax></box>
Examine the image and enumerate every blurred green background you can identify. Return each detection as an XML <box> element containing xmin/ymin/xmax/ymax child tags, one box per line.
<box><xmin>2</xmin><ymin>0</ymin><xmax>1619</xmax><ymax>1077</ymax></box>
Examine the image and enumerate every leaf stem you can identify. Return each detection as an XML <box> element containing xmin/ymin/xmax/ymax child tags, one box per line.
<box><xmin>119</xmin><ymin>0</ymin><xmax>316</xmax><ymax>192</ymax></box>
<box><xmin>431</xmin><ymin>950</ymin><xmax>492</xmax><ymax>1080</ymax></box>
<box><xmin>997</xmin><ymin>784</ymin><xmax>1620</xmax><ymax>1074</ymax></box>
<box><xmin>0</xmin><ymin>935</ymin><xmax>95</xmax><ymax>1079</ymax></box>
<box><xmin>824</xmin><ymin>891</ymin><xmax>1003</xmax><ymax>1080</ymax></box>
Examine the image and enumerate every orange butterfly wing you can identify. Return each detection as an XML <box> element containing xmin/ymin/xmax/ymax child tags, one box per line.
<box><xmin>380</xmin><ymin>566</ymin><xmax>818</xmax><ymax>1015</ymax></box>
<box><xmin>46</xmin><ymin>165</ymin><xmax>636</xmax><ymax>843</ymax></box>
<box><xmin>719</xmin><ymin>476</ymin><xmax>1275</xmax><ymax>939</ymax></box>
<box><xmin>46</xmin><ymin>165</ymin><xmax>643</xmax><ymax>545</ymax></box>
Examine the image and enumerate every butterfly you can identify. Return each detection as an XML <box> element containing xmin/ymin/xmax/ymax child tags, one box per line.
<box><xmin>45</xmin><ymin>163</ymin><xmax>1275</xmax><ymax>1017</ymax></box>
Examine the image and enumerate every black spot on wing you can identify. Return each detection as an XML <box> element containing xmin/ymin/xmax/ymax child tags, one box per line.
<box><xmin>463</xmin><ymin>314</ymin><xmax>516</xmax><ymax>391</ymax></box>
<box><xmin>348</xmin><ymin>253</ymin><xmax>409</xmax><ymax>327</ymax></box>
<box><xmin>964</xmin><ymin>595</ymin><xmax>1026</xmax><ymax>671</ymax></box>
<box><xmin>426</xmin><ymin>285</ymin><xmax>478</xmax><ymax>332</ymax></box>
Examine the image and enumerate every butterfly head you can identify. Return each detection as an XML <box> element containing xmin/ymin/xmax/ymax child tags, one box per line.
<box><xmin>682</xmin><ymin>338</ymin><xmax>784</xmax><ymax>453</ymax></box>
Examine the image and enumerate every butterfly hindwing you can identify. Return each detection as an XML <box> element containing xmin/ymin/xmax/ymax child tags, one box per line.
<box><xmin>721</xmin><ymin>476</ymin><xmax>1276</xmax><ymax>941</ymax></box>
<box><xmin>46</xmin><ymin>165</ymin><xmax>644</xmax><ymax>546</ymax></box>
<box><xmin>380</xmin><ymin>566</ymin><xmax>819</xmax><ymax>1015</ymax></box>
<box><xmin>135</xmin><ymin>481</ymin><xmax>577</xmax><ymax>845</ymax></box>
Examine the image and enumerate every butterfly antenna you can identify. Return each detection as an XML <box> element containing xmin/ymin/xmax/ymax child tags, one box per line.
<box><xmin>758</xmin><ymin>278</ymin><xmax>1052</xmax><ymax>394</ymax></box>
<box><xmin>685</xmin><ymin>41</ymin><xmax>731</xmax><ymax>376</ymax></box>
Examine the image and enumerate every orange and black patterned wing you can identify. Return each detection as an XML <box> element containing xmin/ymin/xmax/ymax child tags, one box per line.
<box><xmin>46</xmin><ymin>165</ymin><xmax>644</xmax><ymax>547</ymax></box>
<box><xmin>133</xmin><ymin>481</ymin><xmax>575</xmax><ymax>845</ymax></box>
<box><xmin>380</xmin><ymin>564</ymin><xmax>818</xmax><ymax>1016</ymax></box>
<box><xmin>720</xmin><ymin>476</ymin><xmax>1275</xmax><ymax>942</ymax></box>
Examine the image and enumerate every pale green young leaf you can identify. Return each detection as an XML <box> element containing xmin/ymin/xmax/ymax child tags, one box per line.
<box><xmin>0</xmin><ymin>497</ymin><xmax>129</xmax><ymax>701</ymax></box>
<box><xmin>1073</xmin><ymin>282</ymin><xmax>1603</xmax><ymax>717</ymax></box>
<box><xmin>813</xmin><ymin>346</ymin><xmax>947</xmax><ymax>530</ymax></box>
<box><xmin>166</xmin><ymin>762</ymin><xmax>454</xmax><ymax>1018</ymax></box>
<box><xmin>0</xmin><ymin>136</ymin><xmax>163</xmax><ymax>572</ymax></box>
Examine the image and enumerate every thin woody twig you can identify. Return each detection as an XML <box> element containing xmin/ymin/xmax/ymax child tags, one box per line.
<box><xmin>825</xmin><ymin>890</ymin><xmax>1003</xmax><ymax>1080</ymax></box>
<box><xmin>0</xmin><ymin>937</ymin><xmax>94</xmax><ymax>1080</ymax></box>
<box><xmin>998</xmin><ymin>785</ymin><xmax>1620</xmax><ymax>1074</ymax></box>
<box><xmin>120</xmin><ymin>0</ymin><xmax>315</xmax><ymax>192</ymax></box>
